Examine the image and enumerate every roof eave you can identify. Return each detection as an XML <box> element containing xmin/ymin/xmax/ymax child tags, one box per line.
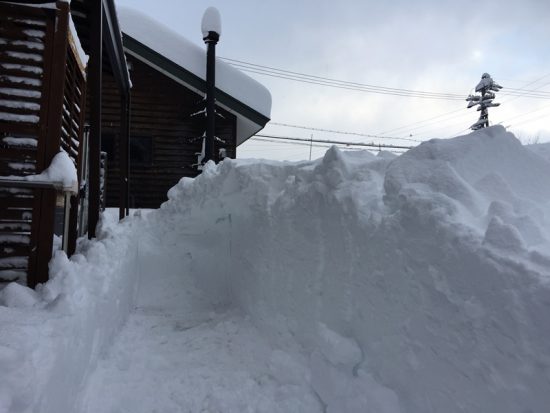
<box><xmin>102</xmin><ymin>0</ymin><xmax>131</xmax><ymax>93</ymax></box>
<box><xmin>122</xmin><ymin>34</ymin><xmax>270</xmax><ymax>134</ymax></box>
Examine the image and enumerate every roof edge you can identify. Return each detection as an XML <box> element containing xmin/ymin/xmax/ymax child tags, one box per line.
<box><xmin>123</xmin><ymin>34</ymin><xmax>270</xmax><ymax>129</ymax></box>
<box><xmin>102</xmin><ymin>0</ymin><xmax>131</xmax><ymax>92</ymax></box>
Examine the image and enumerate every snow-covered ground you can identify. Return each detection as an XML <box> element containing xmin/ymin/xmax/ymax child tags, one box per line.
<box><xmin>79</xmin><ymin>243</ymin><xmax>321</xmax><ymax>412</ymax></box>
<box><xmin>1</xmin><ymin>126</ymin><xmax>550</xmax><ymax>412</ymax></box>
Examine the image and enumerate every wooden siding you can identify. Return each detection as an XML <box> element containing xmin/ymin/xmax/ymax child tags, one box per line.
<box><xmin>101</xmin><ymin>57</ymin><xmax>237</xmax><ymax>209</ymax></box>
<box><xmin>0</xmin><ymin>2</ymin><xmax>86</xmax><ymax>286</ymax></box>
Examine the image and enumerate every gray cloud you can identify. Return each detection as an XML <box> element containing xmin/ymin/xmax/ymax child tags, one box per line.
<box><xmin>116</xmin><ymin>0</ymin><xmax>550</xmax><ymax>159</ymax></box>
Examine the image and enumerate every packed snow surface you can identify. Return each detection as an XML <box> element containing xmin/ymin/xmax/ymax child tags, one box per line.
<box><xmin>1</xmin><ymin>126</ymin><xmax>549</xmax><ymax>412</ymax></box>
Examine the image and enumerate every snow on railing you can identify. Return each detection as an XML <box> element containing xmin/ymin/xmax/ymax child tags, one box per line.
<box><xmin>0</xmin><ymin>151</ymin><xmax>78</xmax><ymax>193</ymax></box>
<box><xmin>0</xmin><ymin>152</ymin><xmax>78</xmax><ymax>256</ymax></box>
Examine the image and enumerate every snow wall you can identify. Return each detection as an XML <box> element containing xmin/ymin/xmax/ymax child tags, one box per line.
<box><xmin>0</xmin><ymin>218</ymin><xmax>142</xmax><ymax>413</ymax></box>
<box><xmin>145</xmin><ymin>125</ymin><xmax>550</xmax><ymax>412</ymax></box>
<box><xmin>1</xmin><ymin>125</ymin><xmax>549</xmax><ymax>412</ymax></box>
<box><xmin>528</xmin><ymin>141</ymin><xmax>550</xmax><ymax>163</ymax></box>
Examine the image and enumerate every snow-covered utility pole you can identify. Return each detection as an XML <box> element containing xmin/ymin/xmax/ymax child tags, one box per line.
<box><xmin>201</xmin><ymin>7</ymin><xmax>222</xmax><ymax>164</ymax></box>
<box><xmin>466</xmin><ymin>73</ymin><xmax>502</xmax><ymax>131</ymax></box>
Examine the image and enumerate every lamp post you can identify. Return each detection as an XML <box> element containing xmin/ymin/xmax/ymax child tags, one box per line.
<box><xmin>201</xmin><ymin>7</ymin><xmax>221</xmax><ymax>164</ymax></box>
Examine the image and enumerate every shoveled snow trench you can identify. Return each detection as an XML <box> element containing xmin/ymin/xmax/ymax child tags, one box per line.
<box><xmin>78</xmin><ymin>224</ymin><xmax>323</xmax><ymax>412</ymax></box>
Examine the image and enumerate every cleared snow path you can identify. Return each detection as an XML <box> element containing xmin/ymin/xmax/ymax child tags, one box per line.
<box><xmin>78</xmin><ymin>219</ymin><xmax>322</xmax><ymax>413</ymax></box>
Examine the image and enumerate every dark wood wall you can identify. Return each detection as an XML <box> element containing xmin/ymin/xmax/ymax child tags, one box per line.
<box><xmin>100</xmin><ymin>57</ymin><xmax>237</xmax><ymax>209</ymax></box>
<box><xmin>0</xmin><ymin>2</ymin><xmax>86</xmax><ymax>286</ymax></box>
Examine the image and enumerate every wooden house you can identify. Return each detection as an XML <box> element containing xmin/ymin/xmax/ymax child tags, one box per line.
<box><xmin>0</xmin><ymin>1</ymin><xmax>270</xmax><ymax>288</ymax></box>
<box><xmin>0</xmin><ymin>0</ymin><xmax>131</xmax><ymax>287</ymax></box>
<box><xmin>103</xmin><ymin>8</ymin><xmax>271</xmax><ymax>208</ymax></box>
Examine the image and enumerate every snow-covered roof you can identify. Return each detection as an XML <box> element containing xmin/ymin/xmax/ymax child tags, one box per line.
<box><xmin>117</xmin><ymin>7</ymin><xmax>271</xmax><ymax>144</ymax></box>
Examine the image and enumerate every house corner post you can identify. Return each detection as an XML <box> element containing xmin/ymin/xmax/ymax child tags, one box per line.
<box><xmin>88</xmin><ymin>0</ymin><xmax>103</xmax><ymax>238</ymax></box>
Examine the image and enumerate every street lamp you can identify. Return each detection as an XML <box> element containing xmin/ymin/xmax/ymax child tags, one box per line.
<box><xmin>201</xmin><ymin>7</ymin><xmax>221</xmax><ymax>164</ymax></box>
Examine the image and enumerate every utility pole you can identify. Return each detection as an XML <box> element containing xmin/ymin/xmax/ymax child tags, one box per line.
<box><xmin>309</xmin><ymin>134</ymin><xmax>313</xmax><ymax>160</ymax></box>
<box><xmin>466</xmin><ymin>73</ymin><xmax>502</xmax><ymax>131</ymax></box>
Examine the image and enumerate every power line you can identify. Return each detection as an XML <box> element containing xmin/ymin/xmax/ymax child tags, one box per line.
<box><xmin>251</xmin><ymin>137</ymin><xmax>407</xmax><ymax>154</ymax></box>
<box><xmin>235</xmin><ymin>67</ymin><xmax>466</xmax><ymax>100</ymax></box>
<box><xmin>502</xmin><ymin>87</ymin><xmax>550</xmax><ymax>97</ymax></box>
<box><xmin>222</xmin><ymin>56</ymin><xmax>550</xmax><ymax>138</ymax></box>
<box><xmin>499</xmin><ymin>88</ymin><xmax>550</xmax><ymax>99</ymax></box>
<box><xmin>254</xmin><ymin>134</ymin><xmax>414</xmax><ymax>150</ymax></box>
<box><xmin>222</xmin><ymin>57</ymin><xmax>466</xmax><ymax>98</ymax></box>
<box><xmin>481</xmin><ymin>74</ymin><xmax>550</xmax><ymax>131</ymax></box>
<box><xmin>441</xmin><ymin>127</ymin><xmax>471</xmax><ymax>139</ymax></box>
<box><xmin>221</xmin><ymin>57</ymin><xmax>463</xmax><ymax>97</ymax></box>
<box><xmin>496</xmin><ymin>73</ymin><xmax>550</xmax><ymax>107</ymax></box>
<box><xmin>269</xmin><ymin>121</ymin><xmax>421</xmax><ymax>142</ymax></box>
<box><xmin>222</xmin><ymin>57</ymin><xmax>550</xmax><ymax>101</ymax></box>
<box><xmin>423</xmin><ymin>116</ymin><xmax>478</xmax><ymax>140</ymax></box>
<box><xmin>506</xmin><ymin>105</ymin><xmax>550</xmax><ymax>128</ymax></box>
<box><xmin>393</xmin><ymin>80</ymin><xmax>550</xmax><ymax>138</ymax></box>
<box><xmin>378</xmin><ymin>106</ymin><xmax>466</xmax><ymax>135</ymax></box>
<box><xmin>221</xmin><ymin>57</ymin><xmax>466</xmax><ymax>101</ymax></box>
<box><xmin>393</xmin><ymin>109</ymin><xmax>472</xmax><ymax>138</ymax></box>
<box><xmin>252</xmin><ymin>137</ymin><xmax>359</xmax><ymax>150</ymax></box>
<box><xmin>382</xmin><ymin>74</ymin><xmax>550</xmax><ymax>138</ymax></box>
<box><xmin>497</xmin><ymin>101</ymin><xmax>550</xmax><ymax>126</ymax></box>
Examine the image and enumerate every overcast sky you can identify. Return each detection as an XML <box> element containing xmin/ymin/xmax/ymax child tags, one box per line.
<box><xmin>116</xmin><ymin>0</ymin><xmax>550</xmax><ymax>160</ymax></box>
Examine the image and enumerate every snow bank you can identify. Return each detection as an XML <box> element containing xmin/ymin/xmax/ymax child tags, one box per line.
<box><xmin>528</xmin><ymin>141</ymin><xmax>550</xmax><ymax>163</ymax></box>
<box><xmin>0</xmin><ymin>214</ymin><xmax>142</xmax><ymax>413</ymax></box>
<box><xmin>143</xmin><ymin>125</ymin><xmax>550</xmax><ymax>412</ymax></box>
<box><xmin>1</xmin><ymin>126</ymin><xmax>549</xmax><ymax>412</ymax></box>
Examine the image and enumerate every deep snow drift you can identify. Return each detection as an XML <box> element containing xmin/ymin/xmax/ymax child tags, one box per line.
<box><xmin>1</xmin><ymin>126</ymin><xmax>549</xmax><ymax>413</ymax></box>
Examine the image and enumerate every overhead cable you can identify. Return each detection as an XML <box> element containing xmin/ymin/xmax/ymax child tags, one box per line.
<box><xmin>222</xmin><ymin>57</ymin><xmax>550</xmax><ymax>100</ymax></box>
<box><xmin>254</xmin><ymin>134</ymin><xmax>414</xmax><ymax>150</ymax></box>
<box><xmin>269</xmin><ymin>121</ymin><xmax>421</xmax><ymax>142</ymax></box>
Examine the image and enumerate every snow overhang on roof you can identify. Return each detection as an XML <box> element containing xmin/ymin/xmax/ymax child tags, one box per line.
<box><xmin>117</xmin><ymin>7</ymin><xmax>272</xmax><ymax>146</ymax></box>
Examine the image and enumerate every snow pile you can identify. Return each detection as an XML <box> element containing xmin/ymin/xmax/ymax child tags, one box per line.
<box><xmin>0</xmin><ymin>214</ymin><xmax>143</xmax><ymax>413</ymax></box>
<box><xmin>1</xmin><ymin>126</ymin><xmax>549</xmax><ymax>412</ymax></box>
<box><xmin>528</xmin><ymin>141</ymin><xmax>550</xmax><ymax>163</ymax></box>
<box><xmin>143</xmin><ymin>125</ymin><xmax>550</xmax><ymax>412</ymax></box>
